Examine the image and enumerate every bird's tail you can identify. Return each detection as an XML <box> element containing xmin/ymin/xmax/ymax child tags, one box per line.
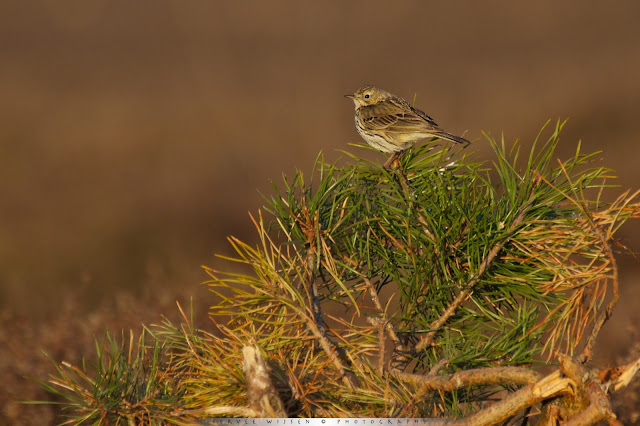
<box><xmin>434</xmin><ymin>131</ymin><xmax>470</xmax><ymax>146</ymax></box>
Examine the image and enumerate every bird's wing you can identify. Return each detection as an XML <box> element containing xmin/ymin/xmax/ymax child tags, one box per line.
<box><xmin>359</xmin><ymin>100</ymin><xmax>440</xmax><ymax>133</ymax></box>
<box><xmin>411</xmin><ymin>107</ymin><xmax>439</xmax><ymax>127</ymax></box>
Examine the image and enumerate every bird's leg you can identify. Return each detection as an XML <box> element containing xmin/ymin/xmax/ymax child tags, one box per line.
<box><xmin>383</xmin><ymin>150</ymin><xmax>405</xmax><ymax>169</ymax></box>
<box><xmin>383</xmin><ymin>153</ymin><xmax>396</xmax><ymax>169</ymax></box>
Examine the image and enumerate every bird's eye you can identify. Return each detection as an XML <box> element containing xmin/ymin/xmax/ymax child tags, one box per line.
<box><xmin>364</xmin><ymin>94</ymin><xmax>370</xmax><ymax>99</ymax></box>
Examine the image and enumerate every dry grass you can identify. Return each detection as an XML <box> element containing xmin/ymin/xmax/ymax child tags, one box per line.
<box><xmin>0</xmin><ymin>287</ymin><xmax>211</xmax><ymax>425</ymax></box>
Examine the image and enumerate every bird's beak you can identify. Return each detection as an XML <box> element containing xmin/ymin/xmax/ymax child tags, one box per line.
<box><xmin>344</xmin><ymin>94</ymin><xmax>355</xmax><ymax>99</ymax></box>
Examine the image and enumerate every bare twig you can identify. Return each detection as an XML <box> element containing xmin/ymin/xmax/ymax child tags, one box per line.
<box><xmin>363</xmin><ymin>278</ymin><xmax>403</xmax><ymax>349</ymax></box>
<box><xmin>456</xmin><ymin>370</ymin><xmax>575</xmax><ymax>426</ymax></box>
<box><xmin>293</xmin><ymin>206</ymin><xmax>355</xmax><ymax>388</ymax></box>
<box><xmin>363</xmin><ymin>277</ymin><xmax>406</xmax><ymax>370</ymax></box>
<box><xmin>242</xmin><ymin>345</ymin><xmax>287</xmax><ymax>417</ymax></box>
<box><xmin>377</xmin><ymin>318</ymin><xmax>385</xmax><ymax>374</ymax></box>
<box><xmin>394</xmin><ymin>366</ymin><xmax>574</xmax><ymax>425</ymax></box>
<box><xmin>416</xmin><ymin>212</ymin><xmax>438</xmax><ymax>246</ymax></box>
<box><xmin>304</xmin><ymin>310</ymin><xmax>354</xmax><ymax>389</ymax></box>
<box><xmin>394</xmin><ymin>366</ymin><xmax>541</xmax><ymax>391</ymax></box>
<box><xmin>600</xmin><ymin>355</ymin><xmax>640</xmax><ymax>392</ymax></box>
<box><xmin>558</xmin><ymin>354</ymin><xmax>620</xmax><ymax>426</ymax></box>
<box><xmin>427</xmin><ymin>358</ymin><xmax>450</xmax><ymax>376</ymax></box>
<box><xmin>198</xmin><ymin>406</ymin><xmax>260</xmax><ymax>418</ymax></box>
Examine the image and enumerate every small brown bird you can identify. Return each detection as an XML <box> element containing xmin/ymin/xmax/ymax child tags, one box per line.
<box><xmin>345</xmin><ymin>85</ymin><xmax>469</xmax><ymax>168</ymax></box>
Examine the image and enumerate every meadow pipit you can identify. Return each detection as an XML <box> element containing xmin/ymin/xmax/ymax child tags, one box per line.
<box><xmin>345</xmin><ymin>85</ymin><xmax>469</xmax><ymax>168</ymax></box>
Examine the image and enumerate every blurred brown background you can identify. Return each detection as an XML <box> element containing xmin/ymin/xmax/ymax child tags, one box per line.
<box><xmin>2</xmin><ymin>1</ymin><xmax>640</xmax><ymax>423</ymax></box>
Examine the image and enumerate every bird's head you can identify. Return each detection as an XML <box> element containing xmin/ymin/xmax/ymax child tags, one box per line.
<box><xmin>345</xmin><ymin>85</ymin><xmax>391</xmax><ymax>108</ymax></box>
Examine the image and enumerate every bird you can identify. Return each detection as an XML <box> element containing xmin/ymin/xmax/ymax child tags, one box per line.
<box><xmin>345</xmin><ymin>85</ymin><xmax>469</xmax><ymax>168</ymax></box>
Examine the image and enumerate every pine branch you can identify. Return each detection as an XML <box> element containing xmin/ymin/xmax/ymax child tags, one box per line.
<box><xmin>37</xmin><ymin>123</ymin><xmax>640</xmax><ymax>423</ymax></box>
<box><xmin>414</xmin><ymin>201</ymin><xmax>533</xmax><ymax>353</ymax></box>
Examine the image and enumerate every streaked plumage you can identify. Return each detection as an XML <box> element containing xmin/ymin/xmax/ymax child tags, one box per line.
<box><xmin>345</xmin><ymin>85</ymin><xmax>469</xmax><ymax>166</ymax></box>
